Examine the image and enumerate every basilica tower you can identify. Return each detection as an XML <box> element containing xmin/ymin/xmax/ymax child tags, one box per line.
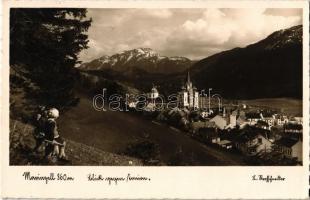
<box><xmin>179</xmin><ymin>71</ymin><xmax>199</xmax><ymax>109</ymax></box>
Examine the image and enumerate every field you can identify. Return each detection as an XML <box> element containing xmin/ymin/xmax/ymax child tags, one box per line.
<box><xmin>238</xmin><ymin>98</ymin><xmax>302</xmax><ymax>116</ymax></box>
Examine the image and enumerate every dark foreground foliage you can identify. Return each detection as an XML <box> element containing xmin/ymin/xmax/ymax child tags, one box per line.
<box><xmin>124</xmin><ymin>139</ymin><xmax>161</xmax><ymax>165</ymax></box>
<box><xmin>10</xmin><ymin>8</ymin><xmax>91</xmax><ymax>109</ymax></box>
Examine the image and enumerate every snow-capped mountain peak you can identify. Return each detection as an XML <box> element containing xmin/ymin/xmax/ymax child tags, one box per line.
<box><xmin>79</xmin><ymin>48</ymin><xmax>193</xmax><ymax>74</ymax></box>
<box><xmin>250</xmin><ymin>25</ymin><xmax>302</xmax><ymax>50</ymax></box>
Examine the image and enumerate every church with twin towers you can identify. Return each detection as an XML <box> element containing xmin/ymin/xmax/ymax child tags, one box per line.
<box><xmin>179</xmin><ymin>71</ymin><xmax>199</xmax><ymax>109</ymax></box>
<box><xmin>148</xmin><ymin>71</ymin><xmax>200</xmax><ymax>109</ymax></box>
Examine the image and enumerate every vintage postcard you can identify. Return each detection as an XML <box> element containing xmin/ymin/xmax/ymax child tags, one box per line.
<box><xmin>1</xmin><ymin>0</ymin><xmax>309</xmax><ymax>199</ymax></box>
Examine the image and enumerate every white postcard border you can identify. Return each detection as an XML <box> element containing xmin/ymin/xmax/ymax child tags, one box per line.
<box><xmin>1</xmin><ymin>0</ymin><xmax>309</xmax><ymax>199</ymax></box>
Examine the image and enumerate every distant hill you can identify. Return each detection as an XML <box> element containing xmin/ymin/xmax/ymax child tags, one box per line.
<box><xmin>191</xmin><ymin>25</ymin><xmax>302</xmax><ymax>99</ymax></box>
<box><xmin>79</xmin><ymin>47</ymin><xmax>193</xmax><ymax>74</ymax></box>
<box><xmin>79</xmin><ymin>25</ymin><xmax>302</xmax><ymax>99</ymax></box>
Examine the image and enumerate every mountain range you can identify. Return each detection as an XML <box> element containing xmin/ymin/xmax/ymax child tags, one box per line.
<box><xmin>79</xmin><ymin>47</ymin><xmax>193</xmax><ymax>74</ymax></box>
<box><xmin>190</xmin><ymin>25</ymin><xmax>302</xmax><ymax>99</ymax></box>
<box><xmin>79</xmin><ymin>25</ymin><xmax>302</xmax><ymax>99</ymax></box>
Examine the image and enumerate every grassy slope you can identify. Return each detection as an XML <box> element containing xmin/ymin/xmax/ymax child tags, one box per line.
<box><xmin>9</xmin><ymin>68</ymin><xmax>143</xmax><ymax>165</ymax></box>
<box><xmin>58</xmin><ymin>95</ymin><xmax>247</xmax><ymax>166</ymax></box>
<box><xmin>10</xmin><ymin>119</ymin><xmax>143</xmax><ymax>166</ymax></box>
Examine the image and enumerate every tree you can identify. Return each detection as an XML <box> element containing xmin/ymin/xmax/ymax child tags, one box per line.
<box><xmin>125</xmin><ymin>139</ymin><xmax>160</xmax><ymax>165</ymax></box>
<box><xmin>10</xmin><ymin>8</ymin><xmax>92</xmax><ymax>109</ymax></box>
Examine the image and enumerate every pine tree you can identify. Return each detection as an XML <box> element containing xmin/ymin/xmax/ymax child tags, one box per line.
<box><xmin>10</xmin><ymin>8</ymin><xmax>92</xmax><ymax>109</ymax></box>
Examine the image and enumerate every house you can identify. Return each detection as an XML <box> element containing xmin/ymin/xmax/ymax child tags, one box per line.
<box><xmin>197</xmin><ymin>127</ymin><xmax>220</xmax><ymax>143</ymax></box>
<box><xmin>275</xmin><ymin>137</ymin><xmax>302</xmax><ymax>162</ymax></box>
<box><xmin>229</xmin><ymin>113</ymin><xmax>237</xmax><ymax>127</ymax></box>
<box><xmin>237</xmin><ymin>117</ymin><xmax>247</xmax><ymax>128</ymax></box>
<box><xmin>276</xmin><ymin>115</ymin><xmax>289</xmax><ymax>126</ymax></box>
<box><xmin>145</xmin><ymin>85</ymin><xmax>159</xmax><ymax>111</ymax></box>
<box><xmin>144</xmin><ymin>102</ymin><xmax>156</xmax><ymax>112</ymax></box>
<box><xmin>256</xmin><ymin>120</ymin><xmax>270</xmax><ymax>130</ymax></box>
<box><xmin>283</xmin><ymin>123</ymin><xmax>303</xmax><ymax>134</ymax></box>
<box><xmin>288</xmin><ymin>117</ymin><xmax>303</xmax><ymax>125</ymax></box>
<box><xmin>294</xmin><ymin>117</ymin><xmax>303</xmax><ymax>125</ymax></box>
<box><xmin>236</xmin><ymin>111</ymin><xmax>247</xmax><ymax>127</ymax></box>
<box><xmin>226</xmin><ymin>109</ymin><xmax>247</xmax><ymax>128</ymax></box>
<box><xmin>210</xmin><ymin>115</ymin><xmax>228</xmax><ymax>130</ymax></box>
<box><xmin>127</xmin><ymin>101</ymin><xmax>137</xmax><ymax>108</ymax></box>
<box><xmin>234</xmin><ymin>128</ymin><xmax>272</xmax><ymax>156</ymax></box>
<box><xmin>200</xmin><ymin>111</ymin><xmax>209</xmax><ymax>119</ymax></box>
<box><xmin>218</xmin><ymin>140</ymin><xmax>233</xmax><ymax>149</ymax></box>
<box><xmin>200</xmin><ymin>110</ymin><xmax>215</xmax><ymax>119</ymax></box>
<box><xmin>246</xmin><ymin>112</ymin><xmax>262</xmax><ymax>125</ymax></box>
<box><xmin>246</xmin><ymin>111</ymin><xmax>277</xmax><ymax>128</ymax></box>
<box><xmin>263</xmin><ymin>117</ymin><xmax>276</xmax><ymax>127</ymax></box>
<box><xmin>190</xmin><ymin>121</ymin><xmax>217</xmax><ymax>132</ymax></box>
<box><xmin>148</xmin><ymin>85</ymin><xmax>159</xmax><ymax>100</ymax></box>
<box><xmin>237</xmin><ymin>110</ymin><xmax>246</xmax><ymax>120</ymax></box>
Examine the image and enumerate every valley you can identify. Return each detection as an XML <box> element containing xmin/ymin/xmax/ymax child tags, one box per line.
<box><xmin>58</xmin><ymin>95</ymin><xmax>245</xmax><ymax>165</ymax></box>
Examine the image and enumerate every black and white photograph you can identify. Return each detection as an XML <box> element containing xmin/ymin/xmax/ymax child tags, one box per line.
<box><xmin>2</xmin><ymin>1</ymin><xmax>310</xmax><ymax>199</ymax></box>
<box><xmin>9</xmin><ymin>7</ymin><xmax>305</xmax><ymax>166</ymax></box>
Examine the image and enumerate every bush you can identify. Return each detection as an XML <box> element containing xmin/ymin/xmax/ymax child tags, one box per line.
<box><xmin>124</xmin><ymin>139</ymin><xmax>160</xmax><ymax>165</ymax></box>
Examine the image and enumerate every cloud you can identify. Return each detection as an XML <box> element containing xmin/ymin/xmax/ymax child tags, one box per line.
<box><xmin>78</xmin><ymin>39</ymin><xmax>104</xmax><ymax>61</ymax></box>
<box><xmin>142</xmin><ymin>9</ymin><xmax>173</xmax><ymax>18</ymax></box>
<box><xmin>163</xmin><ymin>8</ymin><xmax>301</xmax><ymax>59</ymax></box>
<box><xmin>180</xmin><ymin>9</ymin><xmax>233</xmax><ymax>45</ymax></box>
<box><xmin>78</xmin><ymin>8</ymin><xmax>302</xmax><ymax>62</ymax></box>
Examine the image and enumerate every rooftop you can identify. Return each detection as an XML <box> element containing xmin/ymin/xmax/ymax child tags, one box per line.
<box><xmin>276</xmin><ymin>137</ymin><xmax>299</xmax><ymax>148</ymax></box>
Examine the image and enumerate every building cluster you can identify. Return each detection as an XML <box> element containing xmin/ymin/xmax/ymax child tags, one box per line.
<box><xmin>136</xmin><ymin>71</ymin><xmax>303</xmax><ymax>164</ymax></box>
<box><xmin>207</xmin><ymin>109</ymin><xmax>302</xmax><ymax>131</ymax></box>
<box><xmin>142</xmin><ymin>71</ymin><xmax>200</xmax><ymax>111</ymax></box>
<box><xmin>191</xmin><ymin>107</ymin><xmax>303</xmax><ymax>163</ymax></box>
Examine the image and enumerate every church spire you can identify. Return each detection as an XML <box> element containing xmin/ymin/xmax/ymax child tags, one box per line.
<box><xmin>187</xmin><ymin>70</ymin><xmax>190</xmax><ymax>83</ymax></box>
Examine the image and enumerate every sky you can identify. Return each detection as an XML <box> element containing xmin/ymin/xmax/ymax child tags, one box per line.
<box><xmin>78</xmin><ymin>8</ymin><xmax>302</xmax><ymax>62</ymax></box>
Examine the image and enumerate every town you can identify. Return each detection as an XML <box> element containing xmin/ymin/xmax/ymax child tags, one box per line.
<box><xmin>122</xmin><ymin>71</ymin><xmax>303</xmax><ymax>165</ymax></box>
<box><xmin>9</xmin><ymin>8</ymin><xmax>304</xmax><ymax>168</ymax></box>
